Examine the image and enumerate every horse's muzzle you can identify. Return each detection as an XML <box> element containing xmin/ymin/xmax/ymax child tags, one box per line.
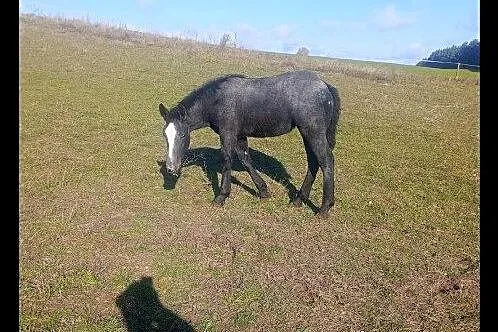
<box><xmin>165</xmin><ymin>161</ymin><xmax>181</xmax><ymax>176</ymax></box>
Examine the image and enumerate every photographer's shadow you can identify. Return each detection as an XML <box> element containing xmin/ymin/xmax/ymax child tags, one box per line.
<box><xmin>157</xmin><ymin>147</ymin><xmax>319</xmax><ymax>213</ymax></box>
<box><xmin>116</xmin><ymin>276</ymin><xmax>194</xmax><ymax>332</ymax></box>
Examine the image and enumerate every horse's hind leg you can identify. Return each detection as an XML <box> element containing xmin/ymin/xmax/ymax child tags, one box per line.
<box><xmin>235</xmin><ymin>137</ymin><xmax>270</xmax><ymax>198</ymax></box>
<box><xmin>310</xmin><ymin>135</ymin><xmax>335</xmax><ymax>217</ymax></box>
<box><xmin>295</xmin><ymin>131</ymin><xmax>334</xmax><ymax>217</ymax></box>
<box><xmin>293</xmin><ymin>139</ymin><xmax>319</xmax><ymax>207</ymax></box>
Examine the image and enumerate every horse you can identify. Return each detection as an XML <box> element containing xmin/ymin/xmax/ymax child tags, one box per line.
<box><xmin>159</xmin><ymin>70</ymin><xmax>341</xmax><ymax>217</ymax></box>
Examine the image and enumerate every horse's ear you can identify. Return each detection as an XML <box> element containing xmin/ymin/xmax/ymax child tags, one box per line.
<box><xmin>159</xmin><ymin>103</ymin><xmax>171</xmax><ymax>122</ymax></box>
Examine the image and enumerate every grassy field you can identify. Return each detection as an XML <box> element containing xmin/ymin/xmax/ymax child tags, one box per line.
<box><xmin>20</xmin><ymin>14</ymin><xmax>480</xmax><ymax>331</ymax></box>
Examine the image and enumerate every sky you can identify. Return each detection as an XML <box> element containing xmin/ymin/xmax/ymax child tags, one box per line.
<box><xmin>20</xmin><ymin>0</ymin><xmax>479</xmax><ymax>65</ymax></box>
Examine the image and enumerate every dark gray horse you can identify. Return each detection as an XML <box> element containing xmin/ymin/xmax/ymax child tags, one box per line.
<box><xmin>159</xmin><ymin>70</ymin><xmax>340</xmax><ymax>217</ymax></box>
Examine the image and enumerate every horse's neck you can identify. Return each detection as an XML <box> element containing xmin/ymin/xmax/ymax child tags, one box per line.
<box><xmin>186</xmin><ymin>103</ymin><xmax>208</xmax><ymax>131</ymax></box>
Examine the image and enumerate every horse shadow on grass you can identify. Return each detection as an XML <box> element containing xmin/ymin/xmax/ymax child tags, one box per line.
<box><xmin>157</xmin><ymin>147</ymin><xmax>319</xmax><ymax>213</ymax></box>
<box><xmin>115</xmin><ymin>276</ymin><xmax>194</xmax><ymax>332</ymax></box>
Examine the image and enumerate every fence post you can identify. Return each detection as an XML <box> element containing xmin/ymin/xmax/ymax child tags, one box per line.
<box><xmin>456</xmin><ymin>63</ymin><xmax>461</xmax><ymax>79</ymax></box>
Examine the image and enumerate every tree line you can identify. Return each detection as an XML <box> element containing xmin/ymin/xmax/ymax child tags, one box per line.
<box><xmin>416</xmin><ymin>39</ymin><xmax>479</xmax><ymax>71</ymax></box>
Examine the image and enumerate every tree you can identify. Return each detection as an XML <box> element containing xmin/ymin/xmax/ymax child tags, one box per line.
<box><xmin>296</xmin><ymin>47</ymin><xmax>309</xmax><ymax>56</ymax></box>
<box><xmin>219</xmin><ymin>33</ymin><xmax>231</xmax><ymax>47</ymax></box>
<box><xmin>417</xmin><ymin>39</ymin><xmax>479</xmax><ymax>70</ymax></box>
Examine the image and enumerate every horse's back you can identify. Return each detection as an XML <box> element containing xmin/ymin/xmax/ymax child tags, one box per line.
<box><xmin>215</xmin><ymin>71</ymin><xmax>335</xmax><ymax>138</ymax></box>
<box><xmin>226</xmin><ymin>70</ymin><xmax>331</xmax><ymax>112</ymax></box>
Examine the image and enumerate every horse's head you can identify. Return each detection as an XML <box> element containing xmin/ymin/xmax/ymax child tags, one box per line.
<box><xmin>159</xmin><ymin>103</ymin><xmax>191</xmax><ymax>175</ymax></box>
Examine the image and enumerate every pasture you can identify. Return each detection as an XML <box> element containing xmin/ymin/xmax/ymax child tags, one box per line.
<box><xmin>20</xmin><ymin>15</ymin><xmax>479</xmax><ymax>331</ymax></box>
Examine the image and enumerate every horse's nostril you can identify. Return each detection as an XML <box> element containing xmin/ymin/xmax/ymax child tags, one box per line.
<box><xmin>166</xmin><ymin>165</ymin><xmax>179</xmax><ymax>175</ymax></box>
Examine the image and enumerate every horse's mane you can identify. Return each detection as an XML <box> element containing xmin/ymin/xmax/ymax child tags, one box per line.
<box><xmin>173</xmin><ymin>74</ymin><xmax>246</xmax><ymax>114</ymax></box>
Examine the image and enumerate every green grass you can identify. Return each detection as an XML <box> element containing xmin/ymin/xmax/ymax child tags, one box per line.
<box><xmin>20</xmin><ymin>14</ymin><xmax>479</xmax><ymax>331</ymax></box>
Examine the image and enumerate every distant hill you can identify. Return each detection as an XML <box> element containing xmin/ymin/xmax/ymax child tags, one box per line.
<box><xmin>416</xmin><ymin>39</ymin><xmax>479</xmax><ymax>71</ymax></box>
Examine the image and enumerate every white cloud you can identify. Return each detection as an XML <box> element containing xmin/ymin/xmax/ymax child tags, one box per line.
<box><xmin>380</xmin><ymin>42</ymin><xmax>429</xmax><ymax>64</ymax></box>
<box><xmin>272</xmin><ymin>24</ymin><xmax>295</xmax><ymax>39</ymax></box>
<box><xmin>407</xmin><ymin>42</ymin><xmax>425</xmax><ymax>54</ymax></box>
<box><xmin>319</xmin><ymin>19</ymin><xmax>368</xmax><ymax>33</ymax></box>
<box><xmin>235</xmin><ymin>23</ymin><xmax>258</xmax><ymax>34</ymax></box>
<box><xmin>232</xmin><ymin>23</ymin><xmax>263</xmax><ymax>49</ymax></box>
<box><xmin>230</xmin><ymin>23</ymin><xmax>301</xmax><ymax>53</ymax></box>
<box><xmin>373</xmin><ymin>4</ymin><xmax>415</xmax><ymax>30</ymax></box>
<box><xmin>400</xmin><ymin>42</ymin><xmax>428</xmax><ymax>60</ymax></box>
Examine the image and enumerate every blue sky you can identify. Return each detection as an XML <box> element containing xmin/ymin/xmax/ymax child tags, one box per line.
<box><xmin>20</xmin><ymin>0</ymin><xmax>479</xmax><ymax>65</ymax></box>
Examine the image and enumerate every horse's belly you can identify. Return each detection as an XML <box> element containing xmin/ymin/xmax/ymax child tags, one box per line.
<box><xmin>245</xmin><ymin>120</ymin><xmax>294</xmax><ymax>137</ymax></box>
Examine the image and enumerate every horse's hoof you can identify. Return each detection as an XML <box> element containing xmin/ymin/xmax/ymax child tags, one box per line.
<box><xmin>259</xmin><ymin>190</ymin><xmax>271</xmax><ymax>199</ymax></box>
<box><xmin>316</xmin><ymin>210</ymin><xmax>330</xmax><ymax>219</ymax></box>
<box><xmin>292</xmin><ymin>197</ymin><xmax>303</xmax><ymax>207</ymax></box>
<box><xmin>212</xmin><ymin>196</ymin><xmax>226</xmax><ymax>206</ymax></box>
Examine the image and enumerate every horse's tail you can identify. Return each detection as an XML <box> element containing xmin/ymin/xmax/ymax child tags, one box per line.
<box><xmin>324</xmin><ymin>82</ymin><xmax>341</xmax><ymax>150</ymax></box>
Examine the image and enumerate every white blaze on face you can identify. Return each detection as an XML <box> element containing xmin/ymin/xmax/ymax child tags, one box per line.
<box><xmin>165</xmin><ymin>122</ymin><xmax>177</xmax><ymax>160</ymax></box>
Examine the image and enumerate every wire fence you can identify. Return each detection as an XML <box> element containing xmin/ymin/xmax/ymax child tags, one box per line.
<box><xmin>417</xmin><ymin>59</ymin><xmax>479</xmax><ymax>75</ymax></box>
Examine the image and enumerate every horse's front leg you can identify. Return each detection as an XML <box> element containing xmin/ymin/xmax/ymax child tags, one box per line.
<box><xmin>213</xmin><ymin>136</ymin><xmax>234</xmax><ymax>205</ymax></box>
